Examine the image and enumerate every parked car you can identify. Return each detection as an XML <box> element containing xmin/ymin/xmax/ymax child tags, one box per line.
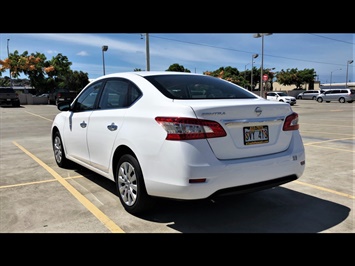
<box><xmin>48</xmin><ymin>88</ymin><xmax>77</xmax><ymax>105</ymax></box>
<box><xmin>51</xmin><ymin>71</ymin><xmax>306</xmax><ymax>214</ymax></box>
<box><xmin>316</xmin><ymin>89</ymin><xmax>355</xmax><ymax>103</ymax></box>
<box><xmin>0</xmin><ymin>87</ymin><xmax>21</xmax><ymax>107</ymax></box>
<box><xmin>296</xmin><ymin>90</ymin><xmax>323</xmax><ymax>100</ymax></box>
<box><xmin>266</xmin><ymin>91</ymin><xmax>296</xmax><ymax>105</ymax></box>
<box><xmin>36</xmin><ymin>93</ymin><xmax>49</xmax><ymax>98</ymax></box>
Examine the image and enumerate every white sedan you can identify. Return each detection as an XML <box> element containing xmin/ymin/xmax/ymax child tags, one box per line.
<box><xmin>51</xmin><ymin>71</ymin><xmax>305</xmax><ymax>214</ymax></box>
<box><xmin>266</xmin><ymin>91</ymin><xmax>297</xmax><ymax>105</ymax></box>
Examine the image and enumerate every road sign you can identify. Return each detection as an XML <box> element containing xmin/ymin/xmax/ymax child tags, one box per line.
<box><xmin>263</xmin><ymin>74</ymin><xmax>268</xmax><ymax>81</ymax></box>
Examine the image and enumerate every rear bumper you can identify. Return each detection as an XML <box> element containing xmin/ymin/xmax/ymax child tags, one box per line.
<box><xmin>144</xmin><ymin>133</ymin><xmax>305</xmax><ymax>200</ymax></box>
<box><xmin>0</xmin><ymin>98</ymin><xmax>20</xmax><ymax>106</ymax></box>
<box><xmin>210</xmin><ymin>174</ymin><xmax>298</xmax><ymax>198</ymax></box>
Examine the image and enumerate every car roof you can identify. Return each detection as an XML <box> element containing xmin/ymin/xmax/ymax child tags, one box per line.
<box><xmin>93</xmin><ymin>71</ymin><xmax>205</xmax><ymax>82</ymax></box>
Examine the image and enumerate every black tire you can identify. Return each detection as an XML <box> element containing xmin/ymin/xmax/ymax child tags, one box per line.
<box><xmin>115</xmin><ymin>154</ymin><xmax>155</xmax><ymax>214</ymax></box>
<box><xmin>339</xmin><ymin>97</ymin><xmax>345</xmax><ymax>103</ymax></box>
<box><xmin>312</xmin><ymin>96</ymin><xmax>316</xmax><ymax>100</ymax></box>
<box><xmin>317</xmin><ymin>97</ymin><xmax>323</xmax><ymax>103</ymax></box>
<box><xmin>53</xmin><ymin>130</ymin><xmax>71</xmax><ymax>168</ymax></box>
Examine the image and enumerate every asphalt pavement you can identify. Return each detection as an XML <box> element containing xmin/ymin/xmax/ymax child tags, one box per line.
<box><xmin>0</xmin><ymin>100</ymin><xmax>354</xmax><ymax>234</ymax></box>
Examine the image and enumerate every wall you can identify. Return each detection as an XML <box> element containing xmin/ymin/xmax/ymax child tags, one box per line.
<box><xmin>19</xmin><ymin>94</ymin><xmax>48</xmax><ymax>105</ymax></box>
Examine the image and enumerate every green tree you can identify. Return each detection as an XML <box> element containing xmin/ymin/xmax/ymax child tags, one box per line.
<box><xmin>166</xmin><ymin>63</ymin><xmax>191</xmax><ymax>72</ymax></box>
<box><xmin>204</xmin><ymin>66</ymin><xmax>242</xmax><ymax>85</ymax></box>
<box><xmin>63</xmin><ymin>70</ymin><xmax>90</xmax><ymax>93</ymax></box>
<box><xmin>0</xmin><ymin>50</ymin><xmax>89</xmax><ymax>94</ymax></box>
<box><xmin>276</xmin><ymin>68</ymin><xmax>317</xmax><ymax>89</ymax></box>
<box><xmin>0</xmin><ymin>76</ymin><xmax>11</xmax><ymax>86</ymax></box>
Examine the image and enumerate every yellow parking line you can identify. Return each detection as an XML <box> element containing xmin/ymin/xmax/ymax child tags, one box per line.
<box><xmin>0</xmin><ymin>175</ymin><xmax>83</xmax><ymax>189</ymax></box>
<box><xmin>12</xmin><ymin>141</ymin><xmax>125</xmax><ymax>233</ymax></box>
<box><xmin>302</xmin><ymin>136</ymin><xmax>354</xmax><ymax>152</ymax></box>
<box><xmin>294</xmin><ymin>180</ymin><xmax>355</xmax><ymax>199</ymax></box>
<box><xmin>25</xmin><ymin>111</ymin><xmax>53</xmax><ymax>122</ymax></box>
<box><xmin>304</xmin><ymin>137</ymin><xmax>355</xmax><ymax>146</ymax></box>
<box><xmin>304</xmin><ymin>143</ymin><xmax>354</xmax><ymax>152</ymax></box>
<box><xmin>300</xmin><ymin>130</ymin><xmax>354</xmax><ymax>137</ymax></box>
<box><xmin>301</xmin><ymin>122</ymin><xmax>354</xmax><ymax>128</ymax></box>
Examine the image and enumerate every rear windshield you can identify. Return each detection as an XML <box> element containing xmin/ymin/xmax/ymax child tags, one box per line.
<box><xmin>0</xmin><ymin>88</ymin><xmax>15</xmax><ymax>93</ymax></box>
<box><xmin>144</xmin><ymin>74</ymin><xmax>257</xmax><ymax>99</ymax></box>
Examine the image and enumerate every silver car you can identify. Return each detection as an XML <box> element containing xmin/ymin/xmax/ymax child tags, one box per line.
<box><xmin>296</xmin><ymin>90</ymin><xmax>323</xmax><ymax>100</ymax></box>
<box><xmin>316</xmin><ymin>89</ymin><xmax>355</xmax><ymax>103</ymax></box>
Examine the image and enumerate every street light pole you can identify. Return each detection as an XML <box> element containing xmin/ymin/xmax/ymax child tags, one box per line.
<box><xmin>141</xmin><ymin>33</ymin><xmax>150</xmax><ymax>71</ymax></box>
<box><xmin>244</xmin><ymin>63</ymin><xmax>250</xmax><ymax>81</ymax></box>
<box><xmin>250</xmin><ymin>53</ymin><xmax>258</xmax><ymax>91</ymax></box>
<box><xmin>330</xmin><ymin>68</ymin><xmax>341</xmax><ymax>87</ymax></box>
<box><xmin>346</xmin><ymin>60</ymin><xmax>353</xmax><ymax>87</ymax></box>
<box><xmin>145</xmin><ymin>33</ymin><xmax>150</xmax><ymax>71</ymax></box>
<box><xmin>7</xmin><ymin>38</ymin><xmax>12</xmax><ymax>87</ymax></box>
<box><xmin>102</xmin><ymin>45</ymin><xmax>108</xmax><ymax>75</ymax></box>
<box><xmin>253</xmin><ymin>33</ymin><xmax>272</xmax><ymax>98</ymax></box>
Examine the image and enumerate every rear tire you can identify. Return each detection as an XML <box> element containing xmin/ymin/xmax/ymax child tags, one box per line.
<box><xmin>339</xmin><ymin>97</ymin><xmax>345</xmax><ymax>103</ymax></box>
<box><xmin>115</xmin><ymin>154</ymin><xmax>155</xmax><ymax>214</ymax></box>
<box><xmin>53</xmin><ymin>131</ymin><xmax>71</xmax><ymax>168</ymax></box>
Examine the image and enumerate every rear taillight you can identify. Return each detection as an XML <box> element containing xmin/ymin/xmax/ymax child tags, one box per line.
<box><xmin>283</xmin><ymin>112</ymin><xmax>299</xmax><ymax>131</ymax></box>
<box><xmin>155</xmin><ymin>117</ymin><xmax>227</xmax><ymax>140</ymax></box>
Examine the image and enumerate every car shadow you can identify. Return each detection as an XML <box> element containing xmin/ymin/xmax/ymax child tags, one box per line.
<box><xmin>72</xmin><ymin>166</ymin><xmax>350</xmax><ymax>233</ymax></box>
<box><xmin>0</xmin><ymin>105</ymin><xmax>24</xmax><ymax>108</ymax></box>
<box><xmin>143</xmin><ymin>188</ymin><xmax>350</xmax><ymax>233</ymax></box>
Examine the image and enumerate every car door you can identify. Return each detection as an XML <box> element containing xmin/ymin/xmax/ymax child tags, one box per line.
<box><xmin>322</xmin><ymin>90</ymin><xmax>332</xmax><ymax>101</ymax></box>
<box><xmin>86</xmin><ymin>78</ymin><xmax>135</xmax><ymax>174</ymax></box>
<box><xmin>267</xmin><ymin>92</ymin><xmax>277</xmax><ymax>101</ymax></box>
<box><xmin>304</xmin><ymin>91</ymin><xmax>313</xmax><ymax>99</ymax></box>
<box><xmin>62</xmin><ymin>81</ymin><xmax>103</xmax><ymax>164</ymax></box>
<box><xmin>328</xmin><ymin>90</ymin><xmax>340</xmax><ymax>101</ymax></box>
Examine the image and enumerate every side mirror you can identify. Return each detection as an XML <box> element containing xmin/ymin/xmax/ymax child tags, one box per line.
<box><xmin>57</xmin><ymin>101</ymin><xmax>71</xmax><ymax>111</ymax></box>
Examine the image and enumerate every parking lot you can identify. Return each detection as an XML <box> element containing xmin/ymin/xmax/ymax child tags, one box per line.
<box><xmin>0</xmin><ymin>100</ymin><xmax>354</xmax><ymax>233</ymax></box>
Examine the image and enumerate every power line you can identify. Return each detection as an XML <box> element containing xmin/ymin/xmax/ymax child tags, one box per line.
<box><xmin>308</xmin><ymin>33</ymin><xmax>355</xmax><ymax>45</ymax></box>
<box><xmin>149</xmin><ymin>34</ymin><xmax>353</xmax><ymax>68</ymax></box>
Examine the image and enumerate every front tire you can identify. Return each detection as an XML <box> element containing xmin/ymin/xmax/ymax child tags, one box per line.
<box><xmin>317</xmin><ymin>97</ymin><xmax>323</xmax><ymax>103</ymax></box>
<box><xmin>115</xmin><ymin>154</ymin><xmax>155</xmax><ymax>214</ymax></box>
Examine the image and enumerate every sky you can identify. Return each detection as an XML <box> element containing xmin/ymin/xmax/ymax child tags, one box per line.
<box><xmin>0</xmin><ymin>33</ymin><xmax>354</xmax><ymax>84</ymax></box>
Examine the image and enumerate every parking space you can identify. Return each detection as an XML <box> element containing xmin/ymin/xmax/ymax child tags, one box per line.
<box><xmin>0</xmin><ymin>100</ymin><xmax>354</xmax><ymax>233</ymax></box>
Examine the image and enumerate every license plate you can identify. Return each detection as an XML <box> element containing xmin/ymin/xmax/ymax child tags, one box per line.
<box><xmin>243</xmin><ymin>125</ymin><xmax>269</xmax><ymax>145</ymax></box>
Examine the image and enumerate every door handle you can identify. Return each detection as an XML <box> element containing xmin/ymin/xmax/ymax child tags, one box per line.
<box><xmin>107</xmin><ymin>123</ymin><xmax>118</xmax><ymax>131</ymax></box>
